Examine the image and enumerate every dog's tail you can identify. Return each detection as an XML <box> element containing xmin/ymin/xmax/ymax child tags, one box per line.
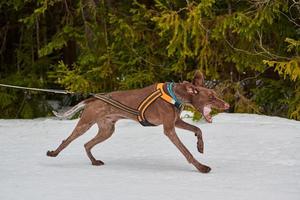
<box><xmin>53</xmin><ymin>98</ymin><xmax>95</xmax><ymax>119</ymax></box>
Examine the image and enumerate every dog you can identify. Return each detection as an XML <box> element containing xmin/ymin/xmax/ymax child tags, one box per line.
<box><xmin>47</xmin><ymin>71</ymin><xmax>229</xmax><ymax>173</ymax></box>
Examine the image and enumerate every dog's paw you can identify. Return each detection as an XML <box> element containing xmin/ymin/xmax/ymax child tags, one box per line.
<box><xmin>47</xmin><ymin>150</ymin><xmax>58</xmax><ymax>157</ymax></box>
<box><xmin>200</xmin><ymin>165</ymin><xmax>211</xmax><ymax>173</ymax></box>
<box><xmin>92</xmin><ymin>160</ymin><xmax>104</xmax><ymax>166</ymax></box>
<box><xmin>196</xmin><ymin>164</ymin><xmax>211</xmax><ymax>173</ymax></box>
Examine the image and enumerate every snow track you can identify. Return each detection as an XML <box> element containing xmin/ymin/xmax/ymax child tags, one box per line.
<box><xmin>0</xmin><ymin>113</ymin><xmax>300</xmax><ymax>200</ymax></box>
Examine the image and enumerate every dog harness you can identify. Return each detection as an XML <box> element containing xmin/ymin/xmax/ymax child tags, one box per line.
<box><xmin>93</xmin><ymin>82</ymin><xmax>183</xmax><ymax>126</ymax></box>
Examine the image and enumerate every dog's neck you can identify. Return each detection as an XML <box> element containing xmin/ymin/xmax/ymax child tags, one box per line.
<box><xmin>172</xmin><ymin>83</ymin><xmax>192</xmax><ymax>105</ymax></box>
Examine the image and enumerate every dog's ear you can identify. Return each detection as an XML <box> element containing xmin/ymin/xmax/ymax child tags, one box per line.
<box><xmin>192</xmin><ymin>70</ymin><xmax>204</xmax><ymax>87</ymax></box>
<box><xmin>185</xmin><ymin>83</ymin><xmax>199</xmax><ymax>95</ymax></box>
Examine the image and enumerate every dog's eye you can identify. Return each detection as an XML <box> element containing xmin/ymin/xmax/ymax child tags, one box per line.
<box><xmin>209</xmin><ymin>95</ymin><xmax>215</xmax><ymax>100</ymax></box>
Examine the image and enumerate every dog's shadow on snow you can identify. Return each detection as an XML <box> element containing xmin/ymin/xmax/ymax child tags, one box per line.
<box><xmin>106</xmin><ymin>157</ymin><xmax>195</xmax><ymax>173</ymax></box>
<box><xmin>44</xmin><ymin>157</ymin><xmax>195</xmax><ymax>173</ymax></box>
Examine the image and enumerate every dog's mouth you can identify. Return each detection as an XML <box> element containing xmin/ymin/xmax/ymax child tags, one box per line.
<box><xmin>202</xmin><ymin>105</ymin><xmax>212</xmax><ymax>123</ymax></box>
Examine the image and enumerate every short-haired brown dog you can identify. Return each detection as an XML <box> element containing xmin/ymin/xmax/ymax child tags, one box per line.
<box><xmin>47</xmin><ymin>71</ymin><xmax>229</xmax><ymax>173</ymax></box>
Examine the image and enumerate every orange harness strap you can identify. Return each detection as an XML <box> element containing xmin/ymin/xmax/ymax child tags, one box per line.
<box><xmin>95</xmin><ymin>83</ymin><xmax>178</xmax><ymax>127</ymax></box>
<box><xmin>137</xmin><ymin>89</ymin><xmax>161</xmax><ymax>126</ymax></box>
<box><xmin>156</xmin><ymin>83</ymin><xmax>175</xmax><ymax>104</ymax></box>
<box><xmin>137</xmin><ymin>83</ymin><xmax>177</xmax><ymax>126</ymax></box>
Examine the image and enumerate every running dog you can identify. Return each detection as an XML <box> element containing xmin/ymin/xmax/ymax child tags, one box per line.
<box><xmin>47</xmin><ymin>71</ymin><xmax>229</xmax><ymax>173</ymax></box>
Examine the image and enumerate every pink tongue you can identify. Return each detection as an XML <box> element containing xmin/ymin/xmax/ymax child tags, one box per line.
<box><xmin>203</xmin><ymin>106</ymin><xmax>211</xmax><ymax>116</ymax></box>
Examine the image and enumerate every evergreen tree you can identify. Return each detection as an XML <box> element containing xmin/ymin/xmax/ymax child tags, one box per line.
<box><xmin>0</xmin><ymin>0</ymin><xmax>299</xmax><ymax>119</ymax></box>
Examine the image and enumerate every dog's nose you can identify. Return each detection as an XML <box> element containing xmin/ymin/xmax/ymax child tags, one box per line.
<box><xmin>224</xmin><ymin>103</ymin><xmax>230</xmax><ymax>110</ymax></box>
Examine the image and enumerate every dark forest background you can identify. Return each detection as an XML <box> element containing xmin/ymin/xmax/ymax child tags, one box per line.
<box><xmin>0</xmin><ymin>0</ymin><xmax>299</xmax><ymax>119</ymax></box>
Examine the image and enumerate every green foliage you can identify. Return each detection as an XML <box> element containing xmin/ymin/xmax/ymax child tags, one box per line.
<box><xmin>253</xmin><ymin>79</ymin><xmax>290</xmax><ymax>116</ymax></box>
<box><xmin>215</xmin><ymin>81</ymin><xmax>262</xmax><ymax>114</ymax></box>
<box><xmin>0</xmin><ymin>0</ymin><xmax>299</xmax><ymax>120</ymax></box>
<box><xmin>262</xmin><ymin>37</ymin><xmax>300</xmax><ymax>119</ymax></box>
<box><xmin>264</xmin><ymin>59</ymin><xmax>300</xmax><ymax>81</ymax></box>
<box><xmin>0</xmin><ymin>73</ymin><xmax>53</xmax><ymax>118</ymax></box>
<box><xmin>264</xmin><ymin>38</ymin><xmax>300</xmax><ymax>81</ymax></box>
<box><xmin>152</xmin><ymin>0</ymin><xmax>216</xmax><ymax>75</ymax></box>
<box><xmin>289</xmin><ymin>84</ymin><xmax>300</xmax><ymax>120</ymax></box>
<box><xmin>0</xmin><ymin>91</ymin><xmax>16</xmax><ymax>109</ymax></box>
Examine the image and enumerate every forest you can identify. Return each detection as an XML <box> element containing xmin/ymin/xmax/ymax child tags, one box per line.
<box><xmin>0</xmin><ymin>0</ymin><xmax>299</xmax><ymax>119</ymax></box>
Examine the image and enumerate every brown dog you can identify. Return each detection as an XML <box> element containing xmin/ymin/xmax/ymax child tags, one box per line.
<box><xmin>47</xmin><ymin>71</ymin><xmax>229</xmax><ymax>173</ymax></box>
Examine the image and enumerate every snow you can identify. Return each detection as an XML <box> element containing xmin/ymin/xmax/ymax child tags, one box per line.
<box><xmin>0</xmin><ymin>113</ymin><xmax>300</xmax><ymax>200</ymax></box>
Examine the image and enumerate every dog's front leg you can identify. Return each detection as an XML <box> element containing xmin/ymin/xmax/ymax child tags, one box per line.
<box><xmin>163</xmin><ymin>124</ymin><xmax>211</xmax><ymax>173</ymax></box>
<box><xmin>175</xmin><ymin>119</ymin><xmax>204</xmax><ymax>154</ymax></box>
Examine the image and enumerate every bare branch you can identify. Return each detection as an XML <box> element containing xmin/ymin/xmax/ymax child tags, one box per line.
<box><xmin>0</xmin><ymin>24</ymin><xmax>8</xmax><ymax>55</ymax></box>
<box><xmin>64</xmin><ymin>0</ymin><xmax>71</xmax><ymax>15</ymax></box>
<box><xmin>256</xmin><ymin>30</ymin><xmax>291</xmax><ymax>60</ymax></box>
<box><xmin>280</xmin><ymin>11</ymin><xmax>300</xmax><ymax>27</ymax></box>
<box><xmin>224</xmin><ymin>37</ymin><xmax>272</xmax><ymax>59</ymax></box>
<box><xmin>239</xmin><ymin>66</ymin><xmax>272</xmax><ymax>83</ymax></box>
<box><xmin>124</xmin><ymin>43</ymin><xmax>165</xmax><ymax>68</ymax></box>
<box><xmin>36</xmin><ymin>17</ymin><xmax>40</xmax><ymax>53</ymax></box>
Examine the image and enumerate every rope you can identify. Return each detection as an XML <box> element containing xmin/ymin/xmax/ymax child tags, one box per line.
<box><xmin>0</xmin><ymin>83</ymin><xmax>74</xmax><ymax>94</ymax></box>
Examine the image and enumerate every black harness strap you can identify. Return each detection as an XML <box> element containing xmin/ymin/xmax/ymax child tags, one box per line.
<box><xmin>93</xmin><ymin>91</ymin><xmax>159</xmax><ymax>126</ymax></box>
<box><xmin>93</xmin><ymin>83</ymin><xmax>181</xmax><ymax>127</ymax></box>
<box><xmin>137</xmin><ymin>90</ymin><xmax>162</xmax><ymax>126</ymax></box>
<box><xmin>93</xmin><ymin>94</ymin><xmax>139</xmax><ymax>116</ymax></box>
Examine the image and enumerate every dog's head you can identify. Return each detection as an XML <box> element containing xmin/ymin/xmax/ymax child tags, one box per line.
<box><xmin>176</xmin><ymin>71</ymin><xmax>230</xmax><ymax>123</ymax></box>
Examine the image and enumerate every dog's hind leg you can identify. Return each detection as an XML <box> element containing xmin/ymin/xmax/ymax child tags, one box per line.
<box><xmin>47</xmin><ymin>110</ymin><xmax>96</xmax><ymax>157</ymax></box>
<box><xmin>84</xmin><ymin>119</ymin><xmax>116</xmax><ymax>166</ymax></box>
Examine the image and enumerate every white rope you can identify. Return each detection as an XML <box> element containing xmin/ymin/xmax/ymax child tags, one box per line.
<box><xmin>0</xmin><ymin>83</ymin><xmax>74</xmax><ymax>94</ymax></box>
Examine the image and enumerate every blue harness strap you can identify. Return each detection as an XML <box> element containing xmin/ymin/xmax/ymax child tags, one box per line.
<box><xmin>166</xmin><ymin>82</ymin><xmax>183</xmax><ymax>109</ymax></box>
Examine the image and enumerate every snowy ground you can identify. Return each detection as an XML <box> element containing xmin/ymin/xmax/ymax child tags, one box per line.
<box><xmin>0</xmin><ymin>113</ymin><xmax>300</xmax><ymax>200</ymax></box>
